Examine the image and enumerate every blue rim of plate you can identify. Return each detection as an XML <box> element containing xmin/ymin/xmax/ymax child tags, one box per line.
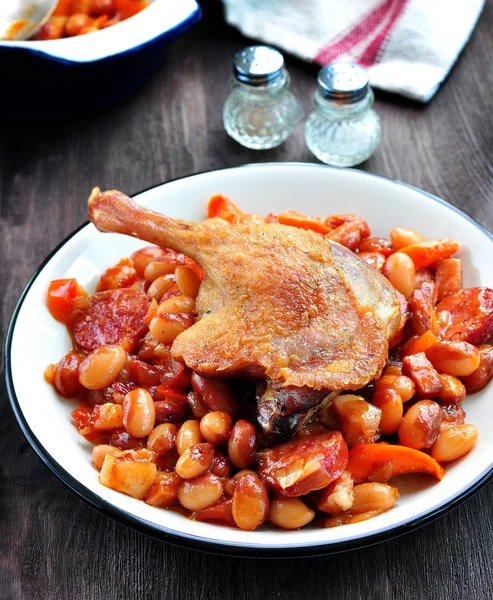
<box><xmin>0</xmin><ymin>2</ymin><xmax>202</xmax><ymax>66</ymax></box>
<box><xmin>5</xmin><ymin>163</ymin><xmax>493</xmax><ymax>558</ymax></box>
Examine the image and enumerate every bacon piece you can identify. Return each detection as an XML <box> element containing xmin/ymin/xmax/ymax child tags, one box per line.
<box><xmin>257</xmin><ymin>431</ymin><xmax>348</xmax><ymax>497</ymax></box>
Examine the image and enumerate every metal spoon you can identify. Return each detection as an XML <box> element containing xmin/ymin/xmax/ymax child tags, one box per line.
<box><xmin>0</xmin><ymin>0</ymin><xmax>58</xmax><ymax>41</ymax></box>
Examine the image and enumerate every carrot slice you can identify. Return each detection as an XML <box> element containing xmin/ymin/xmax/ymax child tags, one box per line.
<box><xmin>347</xmin><ymin>443</ymin><xmax>445</xmax><ymax>483</ymax></box>
<box><xmin>47</xmin><ymin>278</ymin><xmax>78</xmax><ymax>322</ymax></box>
<box><xmin>401</xmin><ymin>330</ymin><xmax>439</xmax><ymax>357</ymax></box>
<box><xmin>276</xmin><ymin>210</ymin><xmax>332</xmax><ymax>235</ymax></box>
<box><xmin>207</xmin><ymin>195</ymin><xmax>245</xmax><ymax>223</ymax></box>
<box><xmin>397</xmin><ymin>240</ymin><xmax>459</xmax><ymax>270</ymax></box>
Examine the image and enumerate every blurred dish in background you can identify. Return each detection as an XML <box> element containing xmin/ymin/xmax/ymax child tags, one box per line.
<box><xmin>0</xmin><ymin>0</ymin><xmax>201</xmax><ymax>117</ymax></box>
<box><xmin>32</xmin><ymin>0</ymin><xmax>149</xmax><ymax>40</ymax></box>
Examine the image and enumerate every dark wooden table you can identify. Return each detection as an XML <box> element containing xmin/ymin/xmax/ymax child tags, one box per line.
<box><xmin>2</xmin><ymin>2</ymin><xmax>493</xmax><ymax>598</ymax></box>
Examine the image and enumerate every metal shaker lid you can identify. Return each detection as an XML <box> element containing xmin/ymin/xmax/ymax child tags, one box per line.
<box><xmin>233</xmin><ymin>45</ymin><xmax>285</xmax><ymax>86</ymax></box>
<box><xmin>317</xmin><ymin>62</ymin><xmax>370</xmax><ymax>103</ymax></box>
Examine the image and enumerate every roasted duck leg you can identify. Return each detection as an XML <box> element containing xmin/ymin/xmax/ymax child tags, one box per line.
<box><xmin>88</xmin><ymin>188</ymin><xmax>400</xmax><ymax>438</ymax></box>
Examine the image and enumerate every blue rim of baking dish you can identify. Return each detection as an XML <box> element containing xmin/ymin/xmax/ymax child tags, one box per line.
<box><xmin>0</xmin><ymin>0</ymin><xmax>201</xmax><ymax>65</ymax></box>
<box><xmin>5</xmin><ymin>163</ymin><xmax>493</xmax><ymax>558</ymax></box>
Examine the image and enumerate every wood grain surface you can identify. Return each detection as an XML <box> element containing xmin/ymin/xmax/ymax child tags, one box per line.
<box><xmin>2</xmin><ymin>2</ymin><xmax>493</xmax><ymax>598</ymax></box>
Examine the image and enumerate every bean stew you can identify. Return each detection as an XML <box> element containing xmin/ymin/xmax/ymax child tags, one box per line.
<box><xmin>44</xmin><ymin>196</ymin><xmax>493</xmax><ymax>531</ymax></box>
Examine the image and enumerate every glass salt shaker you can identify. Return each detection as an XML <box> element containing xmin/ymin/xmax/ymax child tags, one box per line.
<box><xmin>305</xmin><ymin>62</ymin><xmax>381</xmax><ymax>167</ymax></box>
<box><xmin>223</xmin><ymin>45</ymin><xmax>303</xmax><ymax>150</ymax></box>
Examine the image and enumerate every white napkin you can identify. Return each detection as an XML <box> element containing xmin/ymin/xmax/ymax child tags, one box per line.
<box><xmin>222</xmin><ymin>0</ymin><xmax>485</xmax><ymax>102</ymax></box>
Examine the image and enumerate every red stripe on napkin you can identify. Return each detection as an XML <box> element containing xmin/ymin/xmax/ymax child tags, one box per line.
<box><xmin>314</xmin><ymin>0</ymin><xmax>394</xmax><ymax>65</ymax></box>
<box><xmin>358</xmin><ymin>0</ymin><xmax>410</xmax><ymax>67</ymax></box>
<box><xmin>314</xmin><ymin>0</ymin><xmax>409</xmax><ymax>68</ymax></box>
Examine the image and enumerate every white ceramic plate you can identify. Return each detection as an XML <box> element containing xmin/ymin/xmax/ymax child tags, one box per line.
<box><xmin>6</xmin><ymin>163</ymin><xmax>493</xmax><ymax>557</ymax></box>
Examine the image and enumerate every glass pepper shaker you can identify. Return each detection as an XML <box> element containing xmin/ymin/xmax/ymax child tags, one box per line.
<box><xmin>305</xmin><ymin>62</ymin><xmax>381</xmax><ymax>167</ymax></box>
<box><xmin>223</xmin><ymin>45</ymin><xmax>303</xmax><ymax>150</ymax></box>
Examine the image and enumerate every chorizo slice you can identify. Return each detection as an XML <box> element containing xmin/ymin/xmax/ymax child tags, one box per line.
<box><xmin>436</xmin><ymin>287</ymin><xmax>493</xmax><ymax>346</ymax></box>
<box><xmin>73</xmin><ymin>288</ymin><xmax>149</xmax><ymax>352</ymax></box>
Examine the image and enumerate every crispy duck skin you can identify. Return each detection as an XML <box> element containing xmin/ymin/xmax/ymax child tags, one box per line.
<box><xmin>88</xmin><ymin>188</ymin><xmax>400</xmax><ymax>437</ymax></box>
